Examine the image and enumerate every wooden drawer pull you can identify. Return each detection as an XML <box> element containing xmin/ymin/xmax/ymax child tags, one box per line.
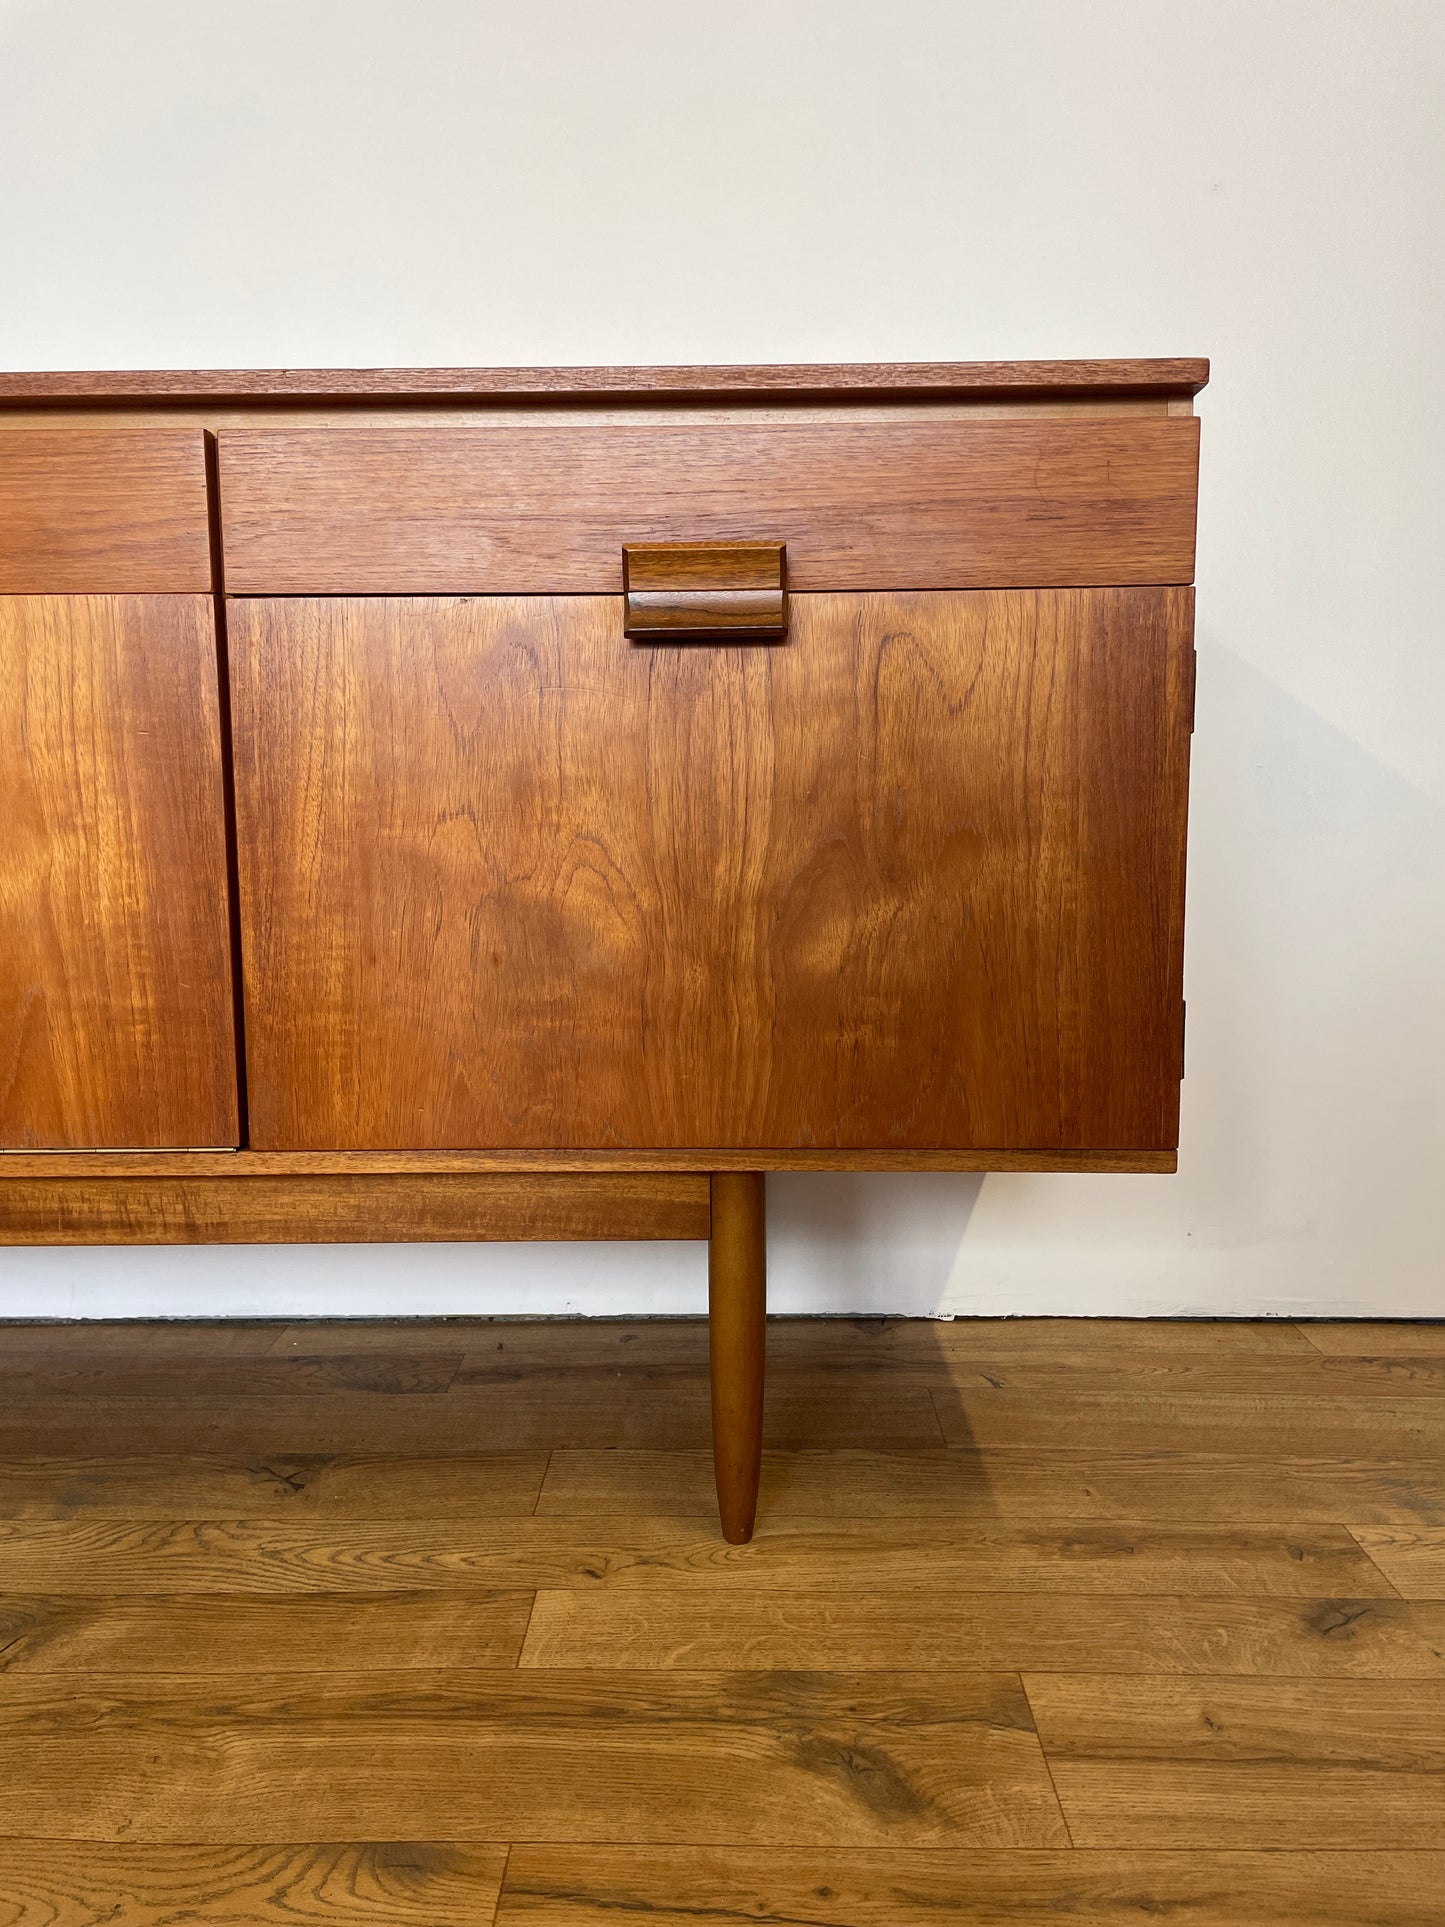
<box><xmin>623</xmin><ymin>541</ymin><xmax>787</xmax><ymax>642</ymax></box>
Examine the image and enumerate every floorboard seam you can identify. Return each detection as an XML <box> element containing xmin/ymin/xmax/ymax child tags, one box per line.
<box><xmin>1017</xmin><ymin>1672</ymin><xmax>1076</xmax><ymax>1849</ymax></box>
<box><xmin>490</xmin><ymin>1842</ymin><xmax>513</xmax><ymax>1925</ymax></box>
<box><xmin>516</xmin><ymin>1589</ymin><xmax>542</xmax><ymax>1667</ymax></box>
<box><xmin>531</xmin><ymin>1448</ymin><xmax>554</xmax><ymax>1516</ymax></box>
<box><xmin>925</xmin><ymin>1388</ymin><xmax>951</xmax><ymax>1445</ymax></box>
<box><xmin>1344</xmin><ymin>1524</ymin><xmax>1408</xmax><ymax>1599</ymax></box>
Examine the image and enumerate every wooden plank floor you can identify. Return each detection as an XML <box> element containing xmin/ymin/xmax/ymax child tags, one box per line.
<box><xmin>0</xmin><ymin>1315</ymin><xmax>1442</xmax><ymax>1921</ymax></box>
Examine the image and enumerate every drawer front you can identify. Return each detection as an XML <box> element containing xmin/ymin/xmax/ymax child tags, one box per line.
<box><xmin>217</xmin><ymin>418</ymin><xmax>1199</xmax><ymax>595</ymax></box>
<box><xmin>229</xmin><ymin>588</ymin><xmax>1191</xmax><ymax>1153</ymax></box>
<box><xmin>0</xmin><ymin>430</ymin><xmax>212</xmax><ymax>592</ymax></box>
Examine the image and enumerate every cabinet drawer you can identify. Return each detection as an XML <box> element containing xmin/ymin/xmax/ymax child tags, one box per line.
<box><xmin>0</xmin><ymin>429</ymin><xmax>212</xmax><ymax>592</ymax></box>
<box><xmin>217</xmin><ymin>417</ymin><xmax>1199</xmax><ymax>595</ymax></box>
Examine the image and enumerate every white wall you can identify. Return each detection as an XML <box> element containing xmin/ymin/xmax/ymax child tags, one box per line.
<box><xmin>2</xmin><ymin>0</ymin><xmax>1442</xmax><ymax>1320</ymax></box>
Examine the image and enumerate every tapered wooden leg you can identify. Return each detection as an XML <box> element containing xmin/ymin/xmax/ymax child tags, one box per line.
<box><xmin>708</xmin><ymin>1171</ymin><xmax>766</xmax><ymax>1544</ymax></box>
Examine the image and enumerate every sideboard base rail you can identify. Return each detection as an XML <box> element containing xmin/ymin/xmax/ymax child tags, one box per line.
<box><xmin>0</xmin><ymin>1147</ymin><xmax>1177</xmax><ymax>1176</ymax></box>
<box><xmin>0</xmin><ymin>1171</ymin><xmax>710</xmax><ymax>1245</ymax></box>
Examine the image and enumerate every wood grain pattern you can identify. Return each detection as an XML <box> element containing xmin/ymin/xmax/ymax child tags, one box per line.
<box><xmin>0</xmin><ymin>1451</ymin><xmax>549</xmax><ymax>1520</ymax></box>
<box><xmin>931</xmin><ymin>1390</ymin><xmax>1445</xmax><ymax>1456</ymax></box>
<box><xmin>0</xmin><ymin>1377</ymin><xmax>944</xmax><ymax>1456</ymax></box>
<box><xmin>448</xmin><ymin>1314</ymin><xmax>1320</xmax><ymax>1367</ymax></box>
<box><xmin>0</xmin><ymin>1841</ymin><xmax>509</xmax><ymax>1923</ymax></box>
<box><xmin>495</xmin><ymin>1846</ymin><xmax>1445</xmax><ymax>1926</ymax></box>
<box><xmin>538</xmin><ymin>1444</ymin><xmax>1445</xmax><ymax>1526</ymax></box>
<box><xmin>520</xmin><ymin>1591</ymin><xmax>1445</xmax><ymax>1676</ymax></box>
<box><xmin>623</xmin><ymin>540</ymin><xmax>787</xmax><ymax>641</ymax></box>
<box><xmin>0</xmin><ymin>595</ymin><xmax>238</xmax><ymax>1148</ymax></box>
<box><xmin>1303</xmin><ymin>1322</ymin><xmax>1445</xmax><ymax>1355</ymax></box>
<box><xmin>0</xmin><ymin>1173</ymin><xmax>709</xmax><ymax>1243</ymax></box>
<box><xmin>1351</xmin><ymin>1528</ymin><xmax>1445</xmax><ymax>1598</ymax></box>
<box><xmin>0</xmin><ymin>1351</ymin><xmax>464</xmax><ymax>1395</ymax></box>
<box><xmin>0</xmin><ymin>430</ymin><xmax>211</xmax><ymax>591</ymax></box>
<box><xmin>217</xmin><ymin>418</ymin><xmax>1199</xmax><ymax>593</ymax></box>
<box><xmin>229</xmin><ymin>589</ymin><xmax>1191</xmax><ymax>1152</ymax></box>
<box><xmin>0</xmin><ymin>1320</ymin><xmax>291</xmax><ymax>1355</ymax></box>
<box><xmin>0</xmin><ymin>1310</ymin><xmax>1436</xmax><ymax>1924</ymax></box>
<box><xmin>440</xmin><ymin>1321</ymin><xmax>1427</xmax><ymax>1390</ymax></box>
<box><xmin>0</xmin><ymin>1670</ymin><xmax>1067</xmax><ymax>1846</ymax></box>
<box><xmin>0</xmin><ymin>357</ymin><xmax>1211</xmax><ymax>405</ymax></box>
<box><xmin>930</xmin><ymin>1352</ymin><xmax>1445</xmax><ymax>1399</ymax></box>
<box><xmin>0</xmin><ymin>1591</ymin><xmax>534</xmax><ymax>1672</ymax></box>
<box><xmin>12</xmin><ymin>1441</ymin><xmax>1439</xmax><ymax>1526</ymax></box>
<box><xmin>1025</xmin><ymin>1676</ymin><xmax>1445</xmax><ymax>1847</ymax></box>
<box><xmin>0</xmin><ymin>1518</ymin><xmax>1391</xmax><ymax>1597</ymax></box>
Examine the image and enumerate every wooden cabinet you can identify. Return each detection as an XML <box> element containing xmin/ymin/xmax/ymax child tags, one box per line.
<box><xmin>0</xmin><ymin>358</ymin><xmax>1207</xmax><ymax>1537</ymax></box>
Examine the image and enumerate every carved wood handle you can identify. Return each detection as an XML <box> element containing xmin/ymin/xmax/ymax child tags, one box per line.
<box><xmin>623</xmin><ymin>541</ymin><xmax>787</xmax><ymax>642</ymax></box>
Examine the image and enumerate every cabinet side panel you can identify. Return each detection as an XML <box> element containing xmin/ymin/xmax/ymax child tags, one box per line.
<box><xmin>0</xmin><ymin>595</ymin><xmax>240</xmax><ymax>1148</ymax></box>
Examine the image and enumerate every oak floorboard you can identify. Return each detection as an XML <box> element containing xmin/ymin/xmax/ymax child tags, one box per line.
<box><xmin>270</xmin><ymin>1314</ymin><xmax>1319</xmax><ymax>1360</ymax></box>
<box><xmin>450</xmin><ymin>1319</ymin><xmax>1329</xmax><ymax>1384</ymax></box>
<box><xmin>1351</xmin><ymin>1527</ymin><xmax>1445</xmax><ymax>1598</ymax></box>
<box><xmin>893</xmin><ymin>1317</ymin><xmax>1318</xmax><ymax>1356</ymax></box>
<box><xmin>0</xmin><ymin>1517</ymin><xmax>1393</xmax><ymax>1596</ymax></box>
<box><xmin>1301</xmin><ymin>1322</ymin><xmax>1445</xmax><ymax>1355</ymax></box>
<box><xmin>519</xmin><ymin>1591</ymin><xmax>1445</xmax><ymax>1676</ymax></box>
<box><xmin>1025</xmin><ymin>1676</ymin><xmax>1445</xmax><ymax>1847</ymax></box>
<box><xmin>0</xmin><ymin>1592</ymin><xmax>534</xmax><ymax>1673</ymax></box>
<box><xmin>271</xmin><ymin>1319</ymin><xmax>529</xmax><ymax>1355</ymax></box>
<box><xmin>0</xmin><ymin>1671</ymin><xmax>1066</xmax><ymax>1847</ymax></box>
<box><xmin>494</xmin><ymin>1845</ymin><xmax>1445</xmax><ymax>1926</ymax></box>
<box><xmin>317</xmin><ymin>1326</ymin><xmax>1445</xmax><ymax>1406</ymax></box>
<box><xmin>0</xmin><ymin>1321</ymin><xmax>291</xmax><ymax>1356</ymax></box>
<box><xmin>0</xmin><ymin>1451</ymin><xmax>550</xmax><ymax>1520</ymax></box>
<box><xmin>1</xmin><ymin>1312</ymin><xmax>1436</xmax><ymax>1919</ymax></box>
<box><xmin>0</xmin><ymin>1841</ymin><xmax>509</xmax><ymax>1923</ymax></box>
<box><xmin>931</xmin><ymin>1353</ymin><xmax>1445</xmax><ymax>1398</ymax></box>
<box><xmin>0</xmin><ymin>1353</ymin><xmax>464</xmax><ymax>1397</ymax></box>
<box><xmin>931</xmin><ymin>1389</ymin><xmax>1445</xmax><ymax>1455</ymax></box>
<box><xmin>538</xmin><ymin>1445</ymin><xmax>1445</xmax><ymax>1525</ymax></box>
<box><xmin>0</xmin><ymin>1380</ymin><xmax>944</xmax><ymax>1454</ymax></box>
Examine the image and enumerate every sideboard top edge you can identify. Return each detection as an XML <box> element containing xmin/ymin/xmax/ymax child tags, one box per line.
<box><xmin>0</xmin><ymin>358</ymin><xmax>1211</xmax><ymax>408</ymax></box>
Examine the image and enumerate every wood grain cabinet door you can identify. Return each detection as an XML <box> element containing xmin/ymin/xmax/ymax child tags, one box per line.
<box><xmin>0</xmin><ymin>595</ymin><xmax>239</xmax><ymax>1148</ymax></box>
<box><xmin>229</xmin><ymin>589</ymin><xmax>1191</xmax><ymax>1153</ymax></box>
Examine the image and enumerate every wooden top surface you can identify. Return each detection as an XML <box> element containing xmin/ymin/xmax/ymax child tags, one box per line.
<box><xmin>0</xmin><ymin>358</ymin><xmax>1209</xmax><ymax>407</ymax></box>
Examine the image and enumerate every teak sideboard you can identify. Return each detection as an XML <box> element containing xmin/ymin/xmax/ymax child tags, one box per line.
<box><xmin>0</xmin><ymin>357</ymin><xmax>1205</xmax><ymax>1539</ymax></box>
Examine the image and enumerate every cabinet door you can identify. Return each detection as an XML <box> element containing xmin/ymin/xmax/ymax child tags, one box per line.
<box><xmin>0</xmin><ymin>596</ymin><xmax>239</xmax><ymax>1149</ymax></box>
<box><xmin>230</xmin><ymin>589</ymin><xmax>1190</xmax><ymax>1153</ymax></box>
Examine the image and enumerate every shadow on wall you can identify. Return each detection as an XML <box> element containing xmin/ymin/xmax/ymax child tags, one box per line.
<box><xmin>936</xmin><ymin>640</ymin><xmax>1445</xmax><ymax>1319</ymax></box>
<box><xmin>768</xmin><ymin>1172</ymin><xmax>985</xmax><ymax>1317</ymax></box>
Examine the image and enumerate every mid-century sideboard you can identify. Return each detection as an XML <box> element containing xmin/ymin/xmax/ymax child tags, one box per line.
<box><xmin>0</xmin><ymin>357</ymin><xmax>1205</xmax><ymax>1539</ymax></box>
